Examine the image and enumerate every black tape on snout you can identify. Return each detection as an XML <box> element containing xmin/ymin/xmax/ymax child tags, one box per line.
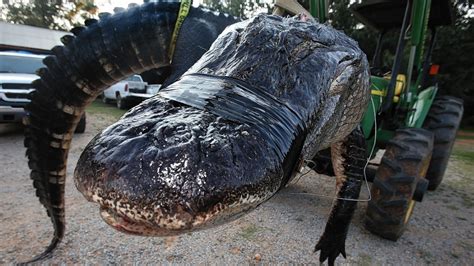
<box><xmin>159</xmin><ymin>73</ymin><xmax>307</xmax><ymax>186</ymax></box>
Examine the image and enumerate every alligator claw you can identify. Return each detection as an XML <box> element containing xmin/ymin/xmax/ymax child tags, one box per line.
<box><xmin>314</xmin><ymin>233</ymin><xmax>347</xmax><ymax>266</ymax></box>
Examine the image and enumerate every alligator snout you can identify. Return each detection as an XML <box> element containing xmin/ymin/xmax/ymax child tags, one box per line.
<box><xmin>74</xmin><ymin>96</ymin><xmax>282</xmax><ymax>235</ymax></box>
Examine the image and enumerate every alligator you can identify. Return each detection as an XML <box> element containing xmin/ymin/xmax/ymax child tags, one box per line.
<box><xmin>23</xmin><ymin>2</ymin><xmax>370</xmax><ymax>265</ymax></box>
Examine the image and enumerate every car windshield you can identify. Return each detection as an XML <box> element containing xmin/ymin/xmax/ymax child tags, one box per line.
<box><xmin>0</xmin><ymin>54</ymin><xmax>45</xmax><ymax>74</ymax></box>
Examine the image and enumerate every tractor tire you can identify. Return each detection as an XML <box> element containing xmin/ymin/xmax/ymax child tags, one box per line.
<box><xmin>75</xmin><ymin>114</ymin><xmax>86</xmax><ymax>134</ymax></box>
<box><xmin>365</xmin><ymin>128</ymin><xmax>433</xmax><ymax>241</ymax></box>
<box><xmin>422</xmin><ymin>96</ymin><xmax>463</xmax><ymax>191</ymax></box>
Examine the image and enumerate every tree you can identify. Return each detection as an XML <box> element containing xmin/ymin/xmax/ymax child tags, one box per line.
<box><xmin>202</xmin><ymin>0</ymin><xmax>270</xmax><ymax>19</ymax></box>
<box><xmin>4</xmin><ymin>0</ymin><xmax>97</xmax><ymax>31</ymax></box>
<box><xmin>65</xmin><ymin>1</ymin><xmax>98</xmax><ymax>26</ymax></box>
<box><xmin>5</xmin><ymin>0</ymin><xmax>64</xmax><ymax>30</ymax></box>
<box><xmin>433</xmin><ymin>1</ymin><xmax>474</xmax><ymax>126</ymax></box>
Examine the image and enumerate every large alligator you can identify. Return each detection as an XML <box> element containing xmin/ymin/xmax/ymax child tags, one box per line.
<box><xmin>23</xmin><ymin>2</ymin><xmax>370</xmax><ymax>265</ymax></box>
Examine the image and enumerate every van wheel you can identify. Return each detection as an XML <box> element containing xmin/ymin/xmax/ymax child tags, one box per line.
<box><xmin>116</xmin><ymin>94</ymin><xmax>128</xmax><ymax>110</ymax></box>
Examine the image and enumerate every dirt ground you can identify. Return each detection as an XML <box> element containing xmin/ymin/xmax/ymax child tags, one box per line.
<box><xmin>1</xmin><ymin>108</ymin><xmax>473</xmax><ymax>265</ymax></box>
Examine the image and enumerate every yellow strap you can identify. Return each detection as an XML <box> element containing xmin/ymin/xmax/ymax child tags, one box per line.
<box><xmin>168</xmin><ymin>0</ymin><xmax>192</xmax><ymax>62</ymax></box>
<box><xmin>371</xmin><ymin>90</ymin><xmax>385</xmax><ymax>96</ymax></box>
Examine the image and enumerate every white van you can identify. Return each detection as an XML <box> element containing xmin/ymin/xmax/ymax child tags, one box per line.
<box><xmin>0</xmin><ymin>51</ymin><xmax>86</xmax><ymax>132</ymax></box>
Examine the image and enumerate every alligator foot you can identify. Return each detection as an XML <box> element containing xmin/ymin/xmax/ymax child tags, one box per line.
<box><xmin>314</xmin><ymin>231</ymin><xmax>347</xmax><ymax>265</ymax></box>
<box><xmin>315</xmin><ymin>126</ymin><xmax>366</xmax><ymax>265</ymax></box>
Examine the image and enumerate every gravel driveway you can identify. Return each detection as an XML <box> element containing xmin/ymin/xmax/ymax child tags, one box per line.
<box><xmin>1</xmin><ymin>109</ymin><xmax>473</xmax><ymax>265</ymax></box>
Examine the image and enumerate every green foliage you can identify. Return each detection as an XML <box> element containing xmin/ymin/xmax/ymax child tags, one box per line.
<box><xmin>5</xmin><ymin>0</ymin><xmax>64</xmax><ymax>30</ymax></box>
<box><xmin>328</xmin><ymin>0</ymin><xmax>380</xmax><ymax>59</ymax></box>
<box><xmin>4</xmin><ymin>0</ymin><xmax>97</xmax><ymax>31</ymax></box>
<box><xmin>87</xmin><ymin>100</ymin><xmax>127</xmax><ymax>121</ymax></box>
<box><xmin>433</xmin><ymin>4</ymin><xmax>474</xmax><ymax>126</ymax></box>
<box><xmin>453</xmin><ymin>148</ymin><xmax>474</xmax><ymax>162</ymax></box>
<box><xmin>328</xmin><ymin>0</ymin><xmax>356</xmax><ymax>34</ymax></box>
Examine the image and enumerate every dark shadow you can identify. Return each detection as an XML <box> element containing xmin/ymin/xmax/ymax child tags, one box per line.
<box><xmin>0</xmin><ymin>123</ymin><xmax>24</xmax><ymax>137</ymax></box>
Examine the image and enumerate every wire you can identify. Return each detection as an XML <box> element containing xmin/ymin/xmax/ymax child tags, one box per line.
<box><xmin>291</xmin><ymin>159</ymin><xmax>316</xmax><ymax>185</ymax></box>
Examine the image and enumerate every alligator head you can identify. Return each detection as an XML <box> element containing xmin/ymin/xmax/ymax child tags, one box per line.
<box><xmin>75</xmin><ymin>15</ymin><xmax>369</xmax><ymax>237</ymax></box>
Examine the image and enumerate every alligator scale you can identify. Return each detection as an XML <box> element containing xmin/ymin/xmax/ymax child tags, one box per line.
<box><xmin>24</xmin><ymin>2</ymin><xmax>369</xmax><ymax>265</ymax></box>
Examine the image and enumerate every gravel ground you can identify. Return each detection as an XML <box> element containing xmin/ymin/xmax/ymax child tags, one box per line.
<box><xmin>1</xmin><ymin>109</ymin><xmax>473</xmax><ymax>265</ymax></box>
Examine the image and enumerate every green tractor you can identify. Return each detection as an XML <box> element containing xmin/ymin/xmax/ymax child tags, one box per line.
<box><xmin>275</xmin><ymin>0</ymin><xmax>464</xmax><ymax>240</ymax></box>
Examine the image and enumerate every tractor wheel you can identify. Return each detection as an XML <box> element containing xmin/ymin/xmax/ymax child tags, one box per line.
<box><xmin>365</xmin><ymin>128</ymin><xmax>433</xmax><ymax>241</ymax></box>
<box><xmin>75</xmin><ymin>114</ymin><xmax>86</xmax><ymax>134</ymax></box>
<box><xmin>422</xmin><ymin>96</ymin><xmax>463</xmax><ymax>191</ymax></box>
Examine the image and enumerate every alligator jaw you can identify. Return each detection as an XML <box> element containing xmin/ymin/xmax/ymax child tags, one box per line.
<box><xmin>94</xmin><ymin>191</ymin><xmax>265</xmax><ymax>236</ymax></box>
<box><xmin>100</xmin><ymin>207</ymin><xmax>182</xmax><ymax>236</ymax></box>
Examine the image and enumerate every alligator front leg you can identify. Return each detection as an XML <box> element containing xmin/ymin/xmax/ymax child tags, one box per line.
<box><xmin>315</xmin><ymin>127</ymin><xmax>366</xmax><ymax>265</ymax></box>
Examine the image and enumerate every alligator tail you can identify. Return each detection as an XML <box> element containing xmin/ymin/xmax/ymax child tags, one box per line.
<box><xmin>22</xmin><ymin>2</ymin><xmax>179</xmax><ymax>262</ymax></box>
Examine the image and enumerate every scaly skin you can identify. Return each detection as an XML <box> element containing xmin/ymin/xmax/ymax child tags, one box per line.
<box><xmin>76</xmin><ymin>14</ymin><xmax>370</xmax><ymax>262</ymax></box>
<box><xmin>23</xmin><ymin>5</ymin><xmax>370</xmax><ymax>265</ymax></box>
